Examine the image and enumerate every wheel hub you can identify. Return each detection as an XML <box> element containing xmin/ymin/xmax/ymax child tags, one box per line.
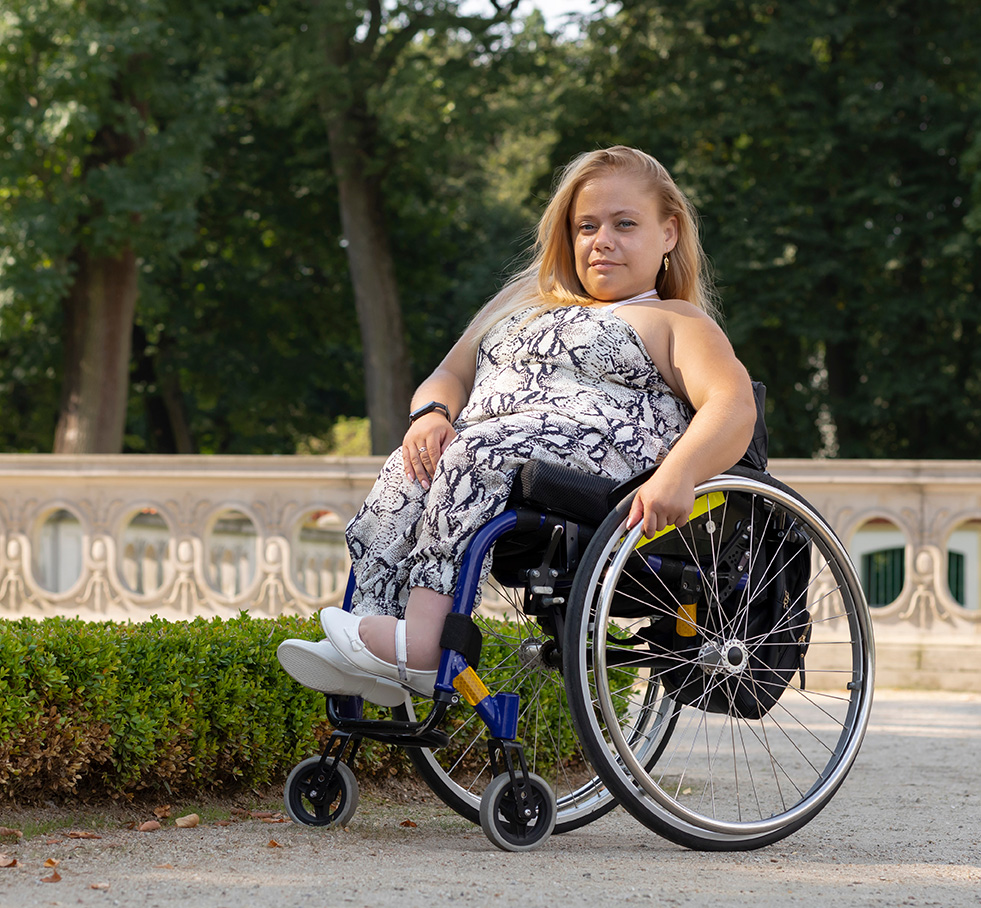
<box><xmin>698</xmin><ymin>639</ymin><xmax>750</xmax><ymax>676</ymax></box>
<box><xmin>518</xmin><ymin>636</ymin><xmax>547</xmax><ymax>669</ymax></box>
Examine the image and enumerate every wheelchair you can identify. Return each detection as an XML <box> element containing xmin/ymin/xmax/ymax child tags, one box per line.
<box><xmin>281</xmin><ymin>406</ymin><xmax>875</xmax><ymax>852</ymax></box>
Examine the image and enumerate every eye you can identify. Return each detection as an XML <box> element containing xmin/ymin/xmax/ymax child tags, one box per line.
<box><xmin>577</xmin><ymin>221</ymin><xmax>596</xmax><ymax>233</ymax></box>
<box><xmin>617</xmin><ymin>219</ymin><xmax>637</xmax><ymax>229</ymax></box>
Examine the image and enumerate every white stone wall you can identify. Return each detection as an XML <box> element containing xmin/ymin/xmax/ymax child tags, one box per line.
<box><xmin>1</xmin><ymin>454</ymin><xmax>978</xmax><ymax>688</ymax></box>
<box><xmin>0</xmin><ymin>455</ymin><xmax>381</xmax><ymax>621</ymax></box>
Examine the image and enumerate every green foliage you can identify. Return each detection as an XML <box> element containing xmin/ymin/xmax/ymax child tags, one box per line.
<box><xmin>0</xmin><ymin>613</ymin><xmax>406</xmax><ymax>802</ymax></box>
<box><xmin>553</xmin><ymin>0</ymin><xmax>981</xmax><ymax>457</ymax></box>
<box><xmin>0</xmin><ymin>0</ymin><xmax>239</xmax><ymax>452</ymax></box>
<box><xmin>122</xmin><ymin>2</ymin><xmax>557</xmax><ymax>454</ymax></box>
<box><xmin>0</xmin><ymin>0</ymin><xmax>227</xmax><ymax>288</ymax></box>
<box><xmin>1</xmin><ymin>0</ymin><xmax>979</xmax><ymax>457</ymax></box>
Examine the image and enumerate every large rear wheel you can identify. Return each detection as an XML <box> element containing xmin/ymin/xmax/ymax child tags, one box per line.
<box><xmin>564</xmin><ymin>469</ymin><xmax>875</xmax><ymax>850</ymax></box>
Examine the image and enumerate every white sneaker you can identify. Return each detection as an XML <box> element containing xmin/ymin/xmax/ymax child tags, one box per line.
<box><xmin>276</xmin><ymin>638</ymin><xmax>409</xmax><ymax>708</ymax></box>
<box><xmin>319</xmin><ymin>608</ymin><xmax>437</xmax><ymax>698</ymax></box>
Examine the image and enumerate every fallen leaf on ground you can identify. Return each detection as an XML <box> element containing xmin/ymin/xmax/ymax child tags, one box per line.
<box><xmin>266</xmin><ymin>839</ymin><xmax>281</xmax><ymax>848</ymax></box>
<box><xmin>175</xmin><ymin>814</ymin><xmax>199</xmax><ymax>828</ymax></box>
<box><xmin>138</xmin><ymin>820</ymin><xmax>161</xmax><ymax>832</ymax></box>
<box><xmin>154</xmin><ymin>805</ymin><xmax>172</xmax><ymax>819</ymax></box>
<box><xmin>0</xmin><ymin>827</ymin><xmax>23</xmax><ymax>838</ymax></box>
<box><xmin>90</xmin><ymin>882</ymin><xmax>111</xmax><ymax>891</ymax></box>
<box><xmin>0</xmin><ymin>855</ymin><xmax>18</xmax><ymax>868</ymax></box>
<box><xmin>154</xmin><ymin>863</ymin><xmax>174</xmax><ymax>870</ymax></box>
<box><xmin>40</xmin><ymin>869</ymin><xmax>62</xmax><ymax>883</ymax></box>
<box><xmin>261</xmin><ymin>817</ymin><xmax>286</xmax><ymax>824</ymax></box>
<box><xmin>251</xmin><ymin>811</ymin><xmax>275</xmax><ymax>819</ymax></box>
<box><xmin>400</xmin><ymin>820</ymin><xmax>418</xmax><ymax>828</ymax></box>
<box><xmin>68</xmin><ymin>831</ymin><xmax>101</xmax><ymax>840</ymax></box>
<box><xmin>215</xmin><ymin>820</ymin><xmax>232</xmax><ymax>827</ymax></box>
<box><xmin>43</xmin><ymin>858</ymin><xmax>60</xmax><ymax>868</ymax></box>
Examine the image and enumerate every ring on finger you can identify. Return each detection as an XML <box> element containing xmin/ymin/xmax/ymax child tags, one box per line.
<box><xmin>418</xmin><ymin>446</ymin><xmax>427</xmax><ymax>453</ymax></box>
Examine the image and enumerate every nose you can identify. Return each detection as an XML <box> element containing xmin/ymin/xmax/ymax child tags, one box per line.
<box><xmin>592</xmin><ymin>224</ymin><xmax>615</xmax><ymax>250</ymax></box>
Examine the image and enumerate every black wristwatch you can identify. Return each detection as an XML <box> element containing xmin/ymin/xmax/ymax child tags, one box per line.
<box><xmin>409</xmin><ymin>400</ymin><xmax>451</xmax><ymax>424</ymax></box>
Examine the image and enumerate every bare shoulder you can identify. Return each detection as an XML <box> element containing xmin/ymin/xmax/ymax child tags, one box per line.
<box><xmin>616</xmin><ymin>297</ymin><xmax>745</xmax><ymax>406</ymax></box>
<box><xmin>615</xmin><ymin>298</ymin><xmax>724</xmax><ymax>364</ymax></box>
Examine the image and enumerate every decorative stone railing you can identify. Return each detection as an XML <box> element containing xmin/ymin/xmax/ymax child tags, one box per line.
<box><xmin>1</xmin><ymin>455</ymin><xmax>978</xmax><ymax>688</ymax></box>
<box><xmin>0</xmin><ymin>455</ymin><xmax>383</xmax><ymax>623</ymax></box>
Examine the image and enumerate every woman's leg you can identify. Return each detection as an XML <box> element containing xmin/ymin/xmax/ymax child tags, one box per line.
<box><xmin>356</xmin><ymin>586</ymin><xmax>453</xmax><ymax>671</ymax></box>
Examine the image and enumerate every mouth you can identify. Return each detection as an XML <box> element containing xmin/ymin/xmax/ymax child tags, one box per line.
<box><xmin>590</xmin><ymin>259</ymin><xmax>620</xmax><ymax>271</ymax></box>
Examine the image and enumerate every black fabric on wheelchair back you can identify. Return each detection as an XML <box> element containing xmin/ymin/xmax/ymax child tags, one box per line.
<box><xmin>513</xmin><ymin>459</ymin><xmax>618</xmax><ymax>526</ymax></box>
<box><xmin>735</xmin><ymin>381</ymin><xmax>769</xmax><ymax>472</ymax></box>
<box><xmin>659</xmin><ymin>512</ymin><xmax>812</xmax><ymax>720</ymax></box>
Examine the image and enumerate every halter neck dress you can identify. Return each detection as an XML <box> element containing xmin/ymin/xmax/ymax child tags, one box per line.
<box><xmin>346</xmin><ymin>293</ymin><xmax>693</xmax><ymax>617</ymax></box>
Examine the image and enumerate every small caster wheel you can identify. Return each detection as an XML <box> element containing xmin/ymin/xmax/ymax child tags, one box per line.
<box><xmin>284</xmin><ymin>756</ymin><xmax>359</xmax><ymax>827</ymax></box>
<box><xmin>479</xmin><ymin>772</ymin><xmax>556</xmax><ymax>852</ymax></box>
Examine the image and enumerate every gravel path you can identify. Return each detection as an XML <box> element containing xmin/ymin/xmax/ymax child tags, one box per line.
<box><xmin>1</xmin><ymin>689</ymin><xmax>979</xmax><ymax>908</ymax></box>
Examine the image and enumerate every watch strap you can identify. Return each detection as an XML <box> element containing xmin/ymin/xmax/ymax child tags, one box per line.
<box><xmin>409</xmin><ymin>401</ymin><xmax>451</xmax><ymax>424</ymax></box>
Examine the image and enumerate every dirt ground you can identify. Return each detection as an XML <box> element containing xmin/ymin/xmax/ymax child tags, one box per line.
<box><xmin>1</xmin><ymin>689</ymin><xmax>979</xmax><ymax>908</ymax></box>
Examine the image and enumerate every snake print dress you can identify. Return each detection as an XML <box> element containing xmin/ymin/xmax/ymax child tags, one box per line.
<box><xmin>345</xmin><ymin>303</ymin><xmax>693</xmax><ymax>617</ymax></box>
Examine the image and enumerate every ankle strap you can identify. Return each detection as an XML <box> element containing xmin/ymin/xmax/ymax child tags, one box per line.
<box><xmin>395</xmin><ymin>619</ymin><xmax>408</xmax><ymax>683</ymax></box>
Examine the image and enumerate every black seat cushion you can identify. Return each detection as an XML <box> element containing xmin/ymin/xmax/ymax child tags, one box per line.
<box><xmin>511</xmin><ymin>460</ymin><xmax>618</xmax><ymax>527</ymax></box>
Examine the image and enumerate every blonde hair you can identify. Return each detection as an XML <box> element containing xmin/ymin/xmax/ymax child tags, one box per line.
<box><xmin>462</xmin><ymin>146</ymin><xmax>719</xmax><ymax>351</ymax></box>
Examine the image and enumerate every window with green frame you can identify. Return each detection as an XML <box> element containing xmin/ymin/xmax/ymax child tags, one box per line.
<box><xmin>948</xmin><ymin>551</ymin><xmax>966</xmax><ymax>606</ymax></box>
<box><xmin>861</xmin><ymin>547</ymin><xmax>905</xmax><ymax>607</ymax></box>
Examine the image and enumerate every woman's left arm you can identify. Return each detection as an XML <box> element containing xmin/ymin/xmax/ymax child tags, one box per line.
<box><xmin>627</xmin><ymin>303</ymin><xmax>757</xmax><ymax>537</ymax></box>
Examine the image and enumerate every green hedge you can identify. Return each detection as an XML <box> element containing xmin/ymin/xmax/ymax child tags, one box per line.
<box><xmin>0</xmin><ymin>613</ymin><xmax>408</xmax><ymax>803</ymax></box>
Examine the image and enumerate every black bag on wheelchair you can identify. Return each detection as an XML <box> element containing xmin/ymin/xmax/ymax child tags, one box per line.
<box><xmin>654</xmin><ymin>495</ymin><xmax>813</xmax><ymax>720</ymax></box>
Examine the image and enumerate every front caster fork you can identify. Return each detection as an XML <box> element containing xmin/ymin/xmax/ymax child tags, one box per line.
<box><xmin>480</xmin><ymin>738</ymin><xmax>557</xmax><ymax>851</ymax></box>
<box><xmin>308</xmin><ymin>731</ymin><xmax>361</xmax><ymax>805</ymax></box>
<box><xmin>487</xmin><ymin>739</ymin><xmax>539</xmax><ymax>824</ymax></box>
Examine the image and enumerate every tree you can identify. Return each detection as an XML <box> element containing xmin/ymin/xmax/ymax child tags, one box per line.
<box><xmin>125</xmin><ymin>6</ymin><xmax>562</xmax><ymax>455</ymax></box>
<box><xmin>551</xmin><ymin>0</ymin><xmax>981</xmax><ymax>457</ymax></box>
<box><xmin>0</xmin><ymin>0</ymin><xmax>228</xmax><ymax>452</ymax></box>
<box><xmin>263</xmin><ymin>0</ymin><xmax>524</xmax><ymax>454</ymax></box>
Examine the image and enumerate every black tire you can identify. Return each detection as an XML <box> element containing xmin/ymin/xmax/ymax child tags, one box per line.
<box><xmin>564</xmin><ymin>470</ymin><xmax>875</xmax><ymax>850</ymax></box>
<box><xmin>479</xmin><ymin>771</ymin><xmax>557</xmax><ymax>852</ymax></box>
<box><xmin>284</xmin><ymin>756</ymin><xmax>359</xmax><ymax>828</ymax></box>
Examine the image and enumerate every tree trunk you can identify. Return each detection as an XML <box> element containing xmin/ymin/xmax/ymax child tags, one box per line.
<box><xmin>53</xmin><ymin>247</ymin><xmax>138</xmax><ymax>453</ymax></box>
<box><xmin>324</xmin><ymin>114</ymin><xmax>413</xmax><ymax>455</ymax></box>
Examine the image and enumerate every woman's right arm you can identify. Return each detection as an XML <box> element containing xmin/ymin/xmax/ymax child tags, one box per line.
<box><xmin>402</xmin><ymin>337</ymin><xmax>477</xmax><ymax>488</ymax></box>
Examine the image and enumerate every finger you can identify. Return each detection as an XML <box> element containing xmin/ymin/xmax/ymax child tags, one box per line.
<box><xmin>645</xmin><ymin>507</ymin><xmax>669</xmax><ymax>538</ymax></box>
<box><xmin>644</xmin><ymin>513</ymin><xmax>661</xmax><ymax>539</ymax></box>
<box><xmin>403</xmin><ymin>445</ymin><xmax>431</xmax><ymax>489</ymax></box>
<box><xmin>413</xmin><ymin>447</ymin><xmax>433</xmax><ymax>487</ymax></box>
<box><xmin>421</xmin><ymin>434</ymin><xmax>445</xmax><ymax>476</ymax></box>
<box><xmin>626</xmin><ymin>495</ymin><xmax>644</xmax><ymax>530</ymax></box>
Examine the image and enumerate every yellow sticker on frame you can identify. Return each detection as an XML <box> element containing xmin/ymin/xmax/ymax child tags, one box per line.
<box><xmin>635</xmin><ymin>491</ymin><xmax>727</xmax><ymax>548</ymax></box>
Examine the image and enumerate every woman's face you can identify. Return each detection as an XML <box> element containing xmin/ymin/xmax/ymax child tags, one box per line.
<box><xmin>570</xmin><ymin>170</ymin><xmax>677</xmax><ymax>302</ymax></box>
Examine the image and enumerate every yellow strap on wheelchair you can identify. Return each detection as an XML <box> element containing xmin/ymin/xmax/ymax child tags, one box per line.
<box><xmin>453</xmin><ymin>665</ymin><xmax>491</xmax><ymax>707</ymax></box>
<box><xmin>635</xmin><ymin>491</ymin><xmax>726</xmax><ymax>548</ymax></box>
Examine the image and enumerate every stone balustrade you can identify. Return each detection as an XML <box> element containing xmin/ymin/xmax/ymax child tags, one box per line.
<box><xmin>1</xmin><ymin>455</ymin><xmax>978</xmax><ymax>688</ymax></box>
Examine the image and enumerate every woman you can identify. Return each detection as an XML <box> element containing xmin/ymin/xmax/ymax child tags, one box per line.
<box><xmin>278</xmin><ymin>146</ymin><xmax>756</xmax><ymax>706</ymax></box>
